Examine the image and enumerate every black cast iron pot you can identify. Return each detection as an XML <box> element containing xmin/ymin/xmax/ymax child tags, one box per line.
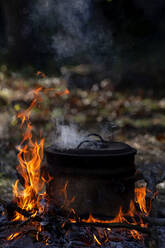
<box><xmin>45</xmin><ymin>134</ymin><xmax>137</xmax><ymax>219</ymax></box>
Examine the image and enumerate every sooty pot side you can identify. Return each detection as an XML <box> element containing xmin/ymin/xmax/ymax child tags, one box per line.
<box><xmin>45</xmin><ymin>142</ymin><xmax>137</xmax><ymax>219</ymax></box>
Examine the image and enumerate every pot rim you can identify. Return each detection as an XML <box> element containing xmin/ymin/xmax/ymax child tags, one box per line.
<box><xmin>45</xmin><ymin>142</ymin><xmax>137</xmax><ymax>157</ymax></box>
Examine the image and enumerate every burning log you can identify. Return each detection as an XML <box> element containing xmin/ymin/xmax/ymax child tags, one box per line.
<box><xmin>0</xmin><ymin>199</ymin><xmax>32</xmax><ymax>220</ymax></box>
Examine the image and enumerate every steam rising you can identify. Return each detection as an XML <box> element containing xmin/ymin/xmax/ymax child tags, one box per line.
<box><xmin>52</xmin><ymin>122</ymin><xmax>119</xmax><ymax>150</ymax></box>
<box><xmin>54</xmin><ymin>124</ymin><xmax>88</xmax><ymax>150</ymax></box>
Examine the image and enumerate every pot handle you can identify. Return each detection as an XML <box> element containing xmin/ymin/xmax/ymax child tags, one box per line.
<box><xmin>86</xmin><ymin>133</ymin><xmax>105</xmax><ymax>142</ymax></box>
<box><xmin>77</xmin><ymin>140</ymin><xmax>99</xmax><ymax>149</ymax></box>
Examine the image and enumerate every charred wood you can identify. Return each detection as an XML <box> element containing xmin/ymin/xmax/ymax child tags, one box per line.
<box><xmin>67</xmin><ymin>222</ymin><xmax>149</xmax><ymax>234</ymax></box>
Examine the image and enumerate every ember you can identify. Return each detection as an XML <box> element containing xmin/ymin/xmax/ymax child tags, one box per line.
<box><xmin>7</xmin><ymin>232</ymin><xmax>21</xmax><ymax>241</ymax></box>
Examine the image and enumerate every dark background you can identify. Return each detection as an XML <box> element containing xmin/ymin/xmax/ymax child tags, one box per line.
<box><xmin>0</xmin><ymin>0</ymin><xmax>165</xmax><ymax>91</ymax></box>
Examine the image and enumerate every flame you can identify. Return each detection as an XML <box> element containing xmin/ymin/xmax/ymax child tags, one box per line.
<box><xmin>130</xmin><ymin>230</ymin><xmax>142</xmax><ymax>240</ymax></box>
<box><xmin>10</xmin><ymin>85</ymin><xmax>69</xmax><ymax>222</ymax></box>
<box><xmin>12</xmin><ymin>87</ymin><xmax>45</xmax><ymax>221</ymax></box>
<box><xmin>41</xmin><ymin>174</ymin><xmax>54</xmax><ymax>184</ymax></box>
<box><xmin>7</xmin><ymin>84</ymin><xmax>70</xmax><ymax>242</ymax></box>
<box><xmin>36</xmin><ymin>224</ymin><xmax>42</xmax><ymax>241</ymax></box>
<box><xmin>93</xmin><ymin>234</ymin><xmax>102</xmax><ymax>246</ymax></box>
<box><xmin>7</xmin><ymin>232</ymin><xmax>21</xmax><ymax>241</ymax></box>
<box><xmin>55</xmin><ymin>88</ymin><xmax>70</xmax><ymax>97</ymax></box>
<box><xmin>135</xmin><ymin>187</ymin><xmax>148</xmax><ymax>215</ymax></box>
<box><xmin>60</xmin><ymin>181</ymin><xmax>75</xmax><ymax>209</ymax></box>
<box><xmin>11</xmin><ymin>85</ymin><xmax>69</xmax><ymax>222</ymax></box>
<box><xmin>45</xmin><ymin>238</ymin><xmax>49</xmax><ymax>246</ymax></box>
<box><xmin>70</xmin><ymin>187</ymin><xmax>150</xmax><ymax>241</ymax></box>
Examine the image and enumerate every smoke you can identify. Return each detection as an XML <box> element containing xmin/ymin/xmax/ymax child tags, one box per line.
<box><xmin>1</xmin><ymin>0</ymin><xmax>165</xmax><ymax>86</ymax></box>
<box><xmin>29</xmin><ymin>0</ymin><xmax>113</xmax><ymax>65</ymax></box>
<box><xmin>51</xmin><ymin>0</ymin><xmax>112</xmax><ymax>61</ymax></box>
<box><xmin>29</xmin><ymin>0</ymin><xmax>165</xmax><ymax>65</ymax></box>
<box><xmin>29</xmin><ymin>0</ymin><xmax>165</xmax><ymax>85</ymax></box>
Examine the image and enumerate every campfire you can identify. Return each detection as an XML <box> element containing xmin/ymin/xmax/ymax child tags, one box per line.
<box><xmin>0</xmin><ymin>87</ymin><xmax>163</xmax><ymax>248</ymax></box>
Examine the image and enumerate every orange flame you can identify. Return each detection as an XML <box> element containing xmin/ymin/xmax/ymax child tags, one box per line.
<box><xmin>93</xmin><ymin>234</ymin><xmax>102</xmax><ymax>246</ymax></box>
<box><xmin>7</xmin><ymin>232</ymin><xmax>21</xmax><ymax>241</ymax></box>
<box><xmin>8</xmin><ymin>85</ymin><xmax>70</xmax><ymax>242</ymax></box>
<box><xmin>11</xmin><ymin>85</ymin><xmax>70</xmax><ymax>222</ymax></box>
<box><xmin>70</xmin><ymin>187</ymin><xmax>150</xmax><ymax>241</ymax></box>
<box><xmin>60</xmin><ymin>181</ymin><xmax>75</xmax><ymax>209</ymax></box>
<box><xmin>135</xmin><ymin>187</ymin><xmax>148</xmax><ymax>215</ymax></box>
<box><xmin>12</xmin><ymin>87</ymin><xmax>45</xmax><ymax>221</ymax></box>
<box><xmin>55</xmin><ymin>88</ymin><xmax>70</xmax><ymax>97</ymax></box>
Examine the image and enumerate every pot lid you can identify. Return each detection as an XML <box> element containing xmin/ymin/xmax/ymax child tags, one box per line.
<box><xmin>46</xmin><ymin>141</ymin><xmax>137</xmax><ymax>157</ymax></box>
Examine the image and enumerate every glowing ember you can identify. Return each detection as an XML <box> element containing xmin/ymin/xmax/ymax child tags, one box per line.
<box><xmin>93</xmin><ymin>234</ymin><xmax>102</xmax><ymax>246</ymax></box>
<box><xmin>7</xmin><ymin>232</ymin><xmax>21</xmax><ymax>241</ymax></box>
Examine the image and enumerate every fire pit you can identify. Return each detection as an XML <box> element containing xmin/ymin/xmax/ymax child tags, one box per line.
<box><xmin>45</xmin><ymin>134</ymin><xmax>137</xmax><ymax>218</ymax></box>
<box><xmin>0</xmin><ymin>88</ymin><xmax>163</xmax><ymax>248</ymax></box>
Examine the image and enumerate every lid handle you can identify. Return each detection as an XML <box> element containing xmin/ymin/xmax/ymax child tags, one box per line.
<box><xmin>76</xmin><ymin>133</ymin><xmax>106</xmax><ymax>149</ymax></box>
